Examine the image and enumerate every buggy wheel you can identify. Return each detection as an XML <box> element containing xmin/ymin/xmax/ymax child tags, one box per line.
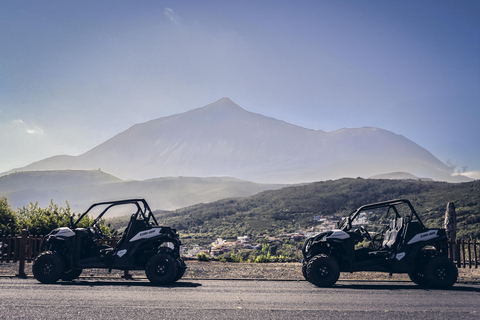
<box><xmin>408</xmin><ymin>270</ymin><xmax>428</xmax><ymax>286</ymax></box>
<box><xmin>306</xmin><ymin>254</ymin><xmax>340</xmax><ymax>287</ymax></box>
<box><xmin>174</xmin><ymin>258</ymin><xmax>187</xmax><ymax>281</ymax></box>
<box><xmin>32</xmin><ymin>251</ymin><xmax>64</xmax><ymax>284</ymax></box>
<box><xmin>61</xmin><ymin>269</ymin><xmax>83</xmax><ymax>281</ymax></box>
<box><xmin>302</xmin><ymin>261</ymin><xmax>311</xmax><ymax>282</ymax></box>
<box><xmin>145</xmin><ymin>253</ymin><xmax>178</xmax><ymax>285</ymax></box>
<box><xmin>424</xmin><ymin>256</ymin><xmax>458</xmax><ymax>288</ymax></box>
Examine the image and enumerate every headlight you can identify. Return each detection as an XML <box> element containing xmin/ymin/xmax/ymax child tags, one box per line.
<box><xmin>305</xmin><ymin>241</ymin><xmax>312</xmax><ymax>252</ymax></box>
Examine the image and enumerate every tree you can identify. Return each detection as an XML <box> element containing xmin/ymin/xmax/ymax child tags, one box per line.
<box><xmin>0</xmin><ymin>197</ymin><xmax>16</xmax><ymax>235</ymax></box>
<box><xmin>16</xmin><ymin>200</ymin><xmax>73</xmax><ymax>235</ymax></box>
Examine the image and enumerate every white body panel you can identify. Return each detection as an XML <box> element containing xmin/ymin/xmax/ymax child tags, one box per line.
<box><xmin>407</xmin><ymin>230</ymin><xmax>439</xmax><ymax>244</ymax></box>
<box><xmin>116</xmin><ymin>249</ymin><xmax>127</xmax><ymax>257</ymax></box>
<box><xmin>54</xmin><ymin>227</ymin><xmax>75</xmax><ymax>238</ymax></box>
<box><xmin>326</xmin><ymin>229</ymin><xmax>350</xmax><ymax>240</ymax></box>
<box><xmin>396</xmin><ymin>252</ymin><xmax>406</xmax><ymax>260</ymax></box>
<box><xmin>129</xmin><ymin>228</ymin><xmax>163</xmax><ymax>242</ymax></box>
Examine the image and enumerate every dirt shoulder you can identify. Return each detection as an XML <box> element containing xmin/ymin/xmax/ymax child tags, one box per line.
<box><xmin>1</xmin><ymin>260</ymin><xmax>479</xmax><ymax>283</ymax></box>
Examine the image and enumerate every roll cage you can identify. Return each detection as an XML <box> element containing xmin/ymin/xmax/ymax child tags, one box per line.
<box><xmin>71</xmin><ymin>198</ymin><xmax>159</xmax><ymax>229</ymax></box>
<box><xmin>337</xmin><ymin>199</ymin><xmax>425</xmax><ymax>232</ymax></box>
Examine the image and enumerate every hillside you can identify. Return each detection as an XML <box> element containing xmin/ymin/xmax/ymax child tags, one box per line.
<box><xmin>0</xmin><ymin>170</ymin><xmax>121</xmax><ymax>193</ymax></box>
<box><xmin>114</xmin><ymin>178</ymin><xmax>480</xmax><ymax>245</ymax></box>
<box><xmin>0</xmin><ymin>170</ymin><xmax>286</xmax><ymax>212</ymax></box>
<box><xmin>6</xmin><ymin>98</ymin><xmax>465</xmax><ymax>183</ymax></box>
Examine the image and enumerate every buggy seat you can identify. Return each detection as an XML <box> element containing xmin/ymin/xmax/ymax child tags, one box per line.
<box><xmin>369</xmin><ymin>218</ymin><xmax>405</xmax><ymax>257</ymax></box>
<box><xmin>115</xmin><ymin>214</ymin><xmax>151</xmax><ymax>249</ymax></box>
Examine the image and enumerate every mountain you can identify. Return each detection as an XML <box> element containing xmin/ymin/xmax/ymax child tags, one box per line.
<box><xmin>0</xmin><ymin>170</ymin><xmax>286</xmax><ymax>213</ymax></box>
<box><xmin>5</xmin><ymin>98</ymin><xmax>466</xmax><ymax>183</ymax></box>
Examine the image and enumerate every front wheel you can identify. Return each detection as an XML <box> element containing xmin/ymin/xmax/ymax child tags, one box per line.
<box><xmin>145</xmin><ymin>253</ymin><xmax>178</xmax><ymax>285</ymax></box>
<box><xmin>424</xmin><ymin>256</ymin><xmax>458</xmax><ymax>288</ymax></box>
<box><xmin>305</xmin><ymin>254</ymin><xmax>340</xmax><ymax>287</ymax></box>
<box><xmin>174</xmin><ymin>258</ymin><xmax>187</xmax><ymax>281</ymax></box>
<box><xmin>32</xmin><ymin>251</ymin><xmax>65</xmax><ymax>284</ymax></box>
<box><xmin>302</xmin><ymin>261</ymin><xmax>310</xmax><ymax>282</ymax></box>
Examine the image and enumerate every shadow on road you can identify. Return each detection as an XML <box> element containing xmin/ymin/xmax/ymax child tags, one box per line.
<box><xmin>331</xmin><ymin>283</ymin><xmax>480</xmax><ymax>292</ymax></box>
<box><xmin>52</xmin><ymin>280</ymin><xmax>202</xmax><ymax>288</ymax></box>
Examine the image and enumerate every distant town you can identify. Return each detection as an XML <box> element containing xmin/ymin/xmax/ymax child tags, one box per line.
<box><xmin>181</xmin><ymin>212</ymin><xmax>372</xmax><ymax>259</ymax></box>
<box><xmin>180</xmin><ymin>213</ymin><xmax>353</xmax><ymax>258</ymax></box>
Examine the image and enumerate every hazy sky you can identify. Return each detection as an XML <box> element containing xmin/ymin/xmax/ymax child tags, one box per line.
<box><xmin>1</xmin><ymin>1</ymin><xmax>479</xmax><ymax>178</ymax></box>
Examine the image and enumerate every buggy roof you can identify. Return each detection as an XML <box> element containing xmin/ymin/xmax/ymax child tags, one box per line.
<box><xmin>72</xmin><ymin>199</ymin><xmax>158</xmax><ymax>228</ymax></box>
<box><xmin>338</xmin><ymin>199</ymin><xmax>425</xmax><ymax>231</ymax></box>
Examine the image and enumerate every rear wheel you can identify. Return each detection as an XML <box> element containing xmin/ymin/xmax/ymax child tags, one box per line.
<box><xmin>424</xmin><ymin>256</ymin><xmax>457</xmax><ymax>288</ymax></box>
<box><xmin>408</xmin><ymin>270</ymin><xmax>428</xmax><ymax>286</ymax></box>
<box><xmin>145</xmin><ymin>253</ymin><xmax>178</xmax><ymax>285</ymax></box>
<box><xmin>61</xmin><ymin>269</ymin><xmax>83</xmax><ymax>281</ymax></box>
<box><xmin>32</xmin><ymin>251</ymin><xmax>64</xmax><ymax>284</ymax></box>
<box><xmin>306</xmin><ymin>254</ymin><xmax>340</xmax><ymax>287</ymax></box>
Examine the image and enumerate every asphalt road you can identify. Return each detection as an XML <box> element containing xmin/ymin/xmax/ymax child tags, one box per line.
<box><xmin>1</xmin><ymin>278</ymin><xmax>479</xmax><ymax>319</ymax></box>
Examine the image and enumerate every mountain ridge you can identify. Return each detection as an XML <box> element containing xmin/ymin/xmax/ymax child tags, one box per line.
<box><xmin>3</xmin><ymin>98</ymin><xmax>466</xmax><ymax>183</ymax></box>
<box><xmin>0</xmin><ymin>170</ymin><xmax>286</xmax><ymax>212</ymax></box>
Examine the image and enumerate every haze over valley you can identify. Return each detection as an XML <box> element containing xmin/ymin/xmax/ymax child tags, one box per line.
<box><xmin>0</xmin><ymin>98</ymin><xmax>472</xmax><ymax>212</ymax></box>
<box><xmin>0</xmin><ymin>170</ymin><xmax>286</xmax><ymax>213</ymax></box>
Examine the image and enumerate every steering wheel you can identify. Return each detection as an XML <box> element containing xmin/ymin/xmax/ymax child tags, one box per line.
<box><xmin>92</xmin><ymin>222</ymin><xmax>105</xmax><ymax>239</ymax></box>
<box><xmin>359</xmin><ymin>226</ymin><xmax>371</xmax><ymax>241</ymax></box>
<box><xmin>369</xmin><ymin>232</ymin><xmax>383</xmax><ymax>250</ymax></box>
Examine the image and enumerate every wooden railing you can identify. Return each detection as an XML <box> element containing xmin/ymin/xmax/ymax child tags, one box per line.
<box><xmin>1</xmin><ymin>231</ymin><xmax>43</xmax><ymax>264</ymax></box>
<box><xmin>449</xmin><ymin>238</ymin><xmax>479</xmax><ymax>269</ymax></box>
<box><xmin>1</xmin><ymin>230</ymin><xmax>119</xmax><ymax>278</ymax></box>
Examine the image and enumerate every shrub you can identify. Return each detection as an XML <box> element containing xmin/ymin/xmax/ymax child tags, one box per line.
<box><xmin>254</xmin><ymin>254</ymin><xmax>270</xmax><ymax>263</ymax></box>
<box><xmin>196</xmin><ymin>252</ymin><xmax>210</xmax><ymax>261</ymax></box>
<box><xmin>229</xmin><ymin>252</ymin><xmax>243</xmax><ymax>262</ymax></box>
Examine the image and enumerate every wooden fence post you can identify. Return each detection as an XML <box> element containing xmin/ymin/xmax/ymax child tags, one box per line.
<box><xmin>475</xmin><ymin>239</ymin><xmax>478</xmax><ymax>269</ymax></box>
<box><xmin>0</xmin><ymin>234</ymin><xmax>5</xmax><ymax>263</ymax></box>
<box><xmin>6</xmin><ymin>235</ymin><xmax>12</xmax><ymax>263</ymax></box>
<box><xmin>444</xmin><ymin>202</ymin><xmax>456</xmax><ymax>262</ymax></box>
<box><xmin>16</xmin><ymin>229</ymin><xmax>28</xmax><ymax>278</ymax></box>
<box><xmin>467</xmin><ymin>239</ymin><xmax>472</xmax><ymax>268</ymax></box>
<box><xmin>455</xmin><ymin>239</ymin><xmax>461</xmax><ymax>268</ymax></box>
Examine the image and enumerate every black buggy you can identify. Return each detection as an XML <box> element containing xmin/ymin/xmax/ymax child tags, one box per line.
<box><xmin>302</xmin><ymin>199</ymin><xmax>457</xmax><ymax>288</ymax></box>
<box><xmin>33</xmin><ymin>199</ymin><xmax>186</xmax><ymax>285</ymax></box>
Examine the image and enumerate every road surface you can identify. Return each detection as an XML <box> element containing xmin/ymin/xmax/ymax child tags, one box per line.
<box><xmin>0</xmin><ymin>278</ymin><xmax>479</xmax><ymax>319</ymax></box>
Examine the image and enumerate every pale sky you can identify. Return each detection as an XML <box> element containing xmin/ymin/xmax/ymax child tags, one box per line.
<box><xmin>1</xmin><ymin>1</ymin><xmax>479</xmax><ymax>178</ymax></box>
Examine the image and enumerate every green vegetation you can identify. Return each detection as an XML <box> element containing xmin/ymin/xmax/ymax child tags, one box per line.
<box><xmin>215</xmin><ymin>242</ymin><xmax>302</xmax><ymax>263</ymax></box>
<box><xmin>151</xmin><ymin>178</ymin><xmax>480</xmax><ymax>245</ymax></box>
<box><xmin>196</xmin><ymin>252</ymin><xmax>210</xmax><ymax>261</ymax></box>
<box><xmin>0</xmin><ymin>197</ymin><xmax>16</xmax><ymax>235</ymax></box>
<box><xmin>2</xmin><ymin>178</ymin><xmax>479</xmax><ymax>244</ymax></box>
<box><xmin>0</xmin><ymin>197</ymin><xmax>111</xmax><ymax>236</ymax></box>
